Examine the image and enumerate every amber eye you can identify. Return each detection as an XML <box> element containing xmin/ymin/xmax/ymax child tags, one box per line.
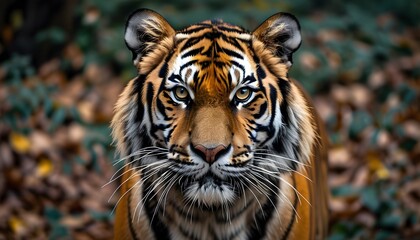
<box><xmin>173</xmin><ymin>86</ymin><xmax>189</xmax><ymax>101</ymax></box>
<box><xmin>235</xmin><ymin>87</ymin><xmax>252</xmax><ymax>102</ymax></box>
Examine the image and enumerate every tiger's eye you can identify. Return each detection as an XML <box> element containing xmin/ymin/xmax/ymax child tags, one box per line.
<box><xmin>235</xmin><ymin>87</ymin><xmax>251</xmax><ymax>101</ymax></box>
<box><xmin>174</xmin><ymin>86</ymin><xmax>189</xmax><ymax>100</ymax></box>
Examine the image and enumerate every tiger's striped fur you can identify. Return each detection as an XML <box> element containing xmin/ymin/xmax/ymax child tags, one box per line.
<box><xmin>111</xmin><ymin>9</ymin><xmax>328</xmax><ymax>240</ymax></box>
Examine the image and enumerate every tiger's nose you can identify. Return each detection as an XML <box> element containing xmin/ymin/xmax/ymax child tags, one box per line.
<box><xmin>193</xmin><ymin>144</ymin><xmax>227</xmax><ymax>164</ymax></box>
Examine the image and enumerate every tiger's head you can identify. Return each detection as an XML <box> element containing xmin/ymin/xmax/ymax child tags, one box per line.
<box><xmin>112</xmin><ymin>9</ymin><xmax>316</xmax><ymax>207</ymax></box>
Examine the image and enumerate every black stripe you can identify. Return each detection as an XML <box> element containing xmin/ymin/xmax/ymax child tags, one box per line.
<box><xmin>281</xmin><ymin>175</ymin><xmax>299</xmax><ymax>240</ymax></box>
<box><xmin>248</xmin><ymin>178</ymin><xmax>279</xmax><ymax>239</ymax></box>
<box><xmin>204</xmin><ymin>30</ymin><xmax>222</xmax><ymax>40</ymax></box>
<box><xmin>221</xmin><ymin>35</ymin><xmax>244</xmax><ymax>51</ymax></box>
<box><xmin>180</xmin><ymin>37</ymin><xmax>203</xmax><ymax>52</ymax></box>
<box><xmin>178</xmin><ymin>225</ymin><xmax>200</xmax><ymax>240</ymax></box>
<box><xmin>252</xmin><ymin>102</ymin><xmax>267</xmax><ymax>119</ymax></box>
<box><xmin>146</xmin><ymin>82</ymin><xmax>159</xmax><ymax>140</ymax></box>
<box><xmin>159</xmin><ymin>62</ymin><xmax>168</xmax><ymax>79</ymax></box>
<box><xmin>167</xmin><ymin>73</ymin><xmax>183</xmax><ymax>84</ymax></box>
<box><xmin>181</xmin><ymin>47</ymin><xmax>204</xmax><ymax>59</ymax></box>
<box><xmin>230</xmin><ymin>60</ymin><xmax>245</xmax><ymax>72</ymax></box>
<box><xmin>215</xmin><ymin>199</ymin><xmax>254</xmax><ymax>222</ymax></box>
<box><xmin>222</xmin><ymin>228</ymin><xmax>243</xmax><ymax>240</ymax></box>
<box><xmin>165</xmin><ymin>124</ymin><xmax>176</xmax><ymax>143</ymax></box>
<box><xmin>169</xmin><ymin>200</ymin><xmax>200</xmax><ymax>221</ymax></box>
<box><xmin>242</xmin><ymin>74</ymin><xmax>257</xmax><ymax>84</ymax></box>
<box><xmin>256</xmin><ymin>64</ymin><xmax>266</xmax><ymax>80</ymax></box>
<box><xmin>180</xmin><ymin>26</ymin><xmax>209</xmax><ymax>34</ymax></box>
<box><xmin>180</xmin><ymin>59</ymin><xmax>199</xmax><ymax>72</ymax></box>
<box><xmin>156</xmin><ymin>97</ymin><xmax>172</xmax><ymax>121</ymax></box>
<box><xmin>220</xmin><ymin>47</ymin><xmax>243</xmax><ymax>59</ymax></box>
<box><xmin>277</xmin><ymin>78</ymin><xmax>290</xmax><ymax>100</ymax></box>
<box><xmin>143</xmin><ymin>178</ymin><xmax>171</xmax><ymax>240</ymax></box>
<box><xmin>268</xmin><ymin>84</ymin><xmax>278</xmax><ymax>133</ymax></box>
<box><xmin>217</xmin><ymin>25</ymin><xmax>247</xmax><ymax>34</ymax></box>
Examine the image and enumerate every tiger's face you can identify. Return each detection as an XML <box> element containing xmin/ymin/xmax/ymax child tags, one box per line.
<box><xmin>113</xmin><ymin>10</ymin><xmax>315</xmax><ymax>208</ymax></box>
<box><xmin>161</xmin><ymin>30</ymin><xmax>276</xmax><ymax>205</ymax></box>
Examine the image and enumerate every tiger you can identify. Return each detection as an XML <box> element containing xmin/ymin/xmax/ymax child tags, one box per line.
<box><xmin>111</xmin><ymin>8</ymin><xmax>329</xmax><ymax>240</ymax></box>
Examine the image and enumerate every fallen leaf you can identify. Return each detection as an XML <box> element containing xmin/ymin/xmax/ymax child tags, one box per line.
<box><xmin>367</xmin><ymin>152</ymin><xmax>389</xmax><ymax>180</ymax></box>
<box><xmin>9</xmin><ymin>216</ymin><xmax>24</xmax><ymax>234</ymax></box>
<box><xmin>37</xmin><ymin>158</ymin><xmax>53</xmax><ymax>177</ymax></box>
<box><xmin>10</xmin><ymin>132</ymin><xmax>30</xmax><ymax>154</ymax></box>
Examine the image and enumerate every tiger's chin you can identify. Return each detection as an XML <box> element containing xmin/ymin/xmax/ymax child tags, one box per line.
<box><xmin>181</xmin><ymin>173</ymin><xmax>237</xmax><ymax>207</ymax></box>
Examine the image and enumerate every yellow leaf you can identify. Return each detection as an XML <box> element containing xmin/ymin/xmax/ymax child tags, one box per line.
<box><xmin>37</xmin><ymin>158</ymin><xmax>53</xmax><ymax>177</ymax></box>
<box><xmin>367</xmin><ymin>152</ymin><xmax>389</xmax><ymax>180</ymax></box>
<box><xmin>376</xmin><ymin>167</ymin><xmax>390</xmax><ymax>179</ymax></box>
<box><xmin>9</xmin><ymin>216</ymin><xmax>24</xmax><ymax>233</ymax></box>
<box><xmin>10</xmin><ymin>132</ymin><xmax>30</xmax><ymax>153</ymax></box>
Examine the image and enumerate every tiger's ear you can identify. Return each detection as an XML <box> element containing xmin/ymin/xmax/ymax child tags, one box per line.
<box><xmin>124</xmin><ymin>9</ymin><xmax>175</xmax><ymax>66</ymax></box>
<box><xmin>253</xmin><ymin>13</ymin><xmax>301</xmax><ymax>66</ymax></box>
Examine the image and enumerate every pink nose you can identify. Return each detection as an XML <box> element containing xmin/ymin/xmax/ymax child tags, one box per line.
<box><xmin>193</xmin><ymin>144</ymin><xmax>226</xmax><ymax>164</ymax></box>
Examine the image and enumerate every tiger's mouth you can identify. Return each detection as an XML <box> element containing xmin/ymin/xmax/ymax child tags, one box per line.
<box><xmin>178</xmin><ymin>171</ymin><xmax>238</xmax><ymax>207</ymax></box>
<box><xmin>181</xmin><ymin>172</ymin><xmax>230</xmax><ymax>190</ymax></box>
<box><xmin>163</xmin><ymin>145</ymin><xmax>256</xmax><ymax>206</ymax></box>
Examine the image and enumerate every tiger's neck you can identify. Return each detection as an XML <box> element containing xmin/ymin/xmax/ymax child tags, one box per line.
<box><xmin>120</xmin><ymin>166</ymin><xmax>306</xmax><ymax>240</ymax></box>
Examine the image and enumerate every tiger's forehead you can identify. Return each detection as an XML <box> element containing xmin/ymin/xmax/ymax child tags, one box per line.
<box><xmin>176</xmin><ymin>20</ymin><xmax>250</xmax><ymax>39</ymax></box>
<box><xmin>166</xmin><ymin>20</ymin><xmax>256</xmax><ymax>95</ymax></box>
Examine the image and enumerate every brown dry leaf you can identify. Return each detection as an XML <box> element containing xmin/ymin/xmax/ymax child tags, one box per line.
<box><xmin>368</xmin><ymin>70</ymin><xmax>386</xmax><ymax>88</ymax></box>
<box><xmin>329</xmin><ymin>197</ymin><xmax>361</xmax><ymax>217</ymax></box>
<box><xmin>22</xmin><ymin>212</ymin><xmax>46</xmax><ymax>232</ymax></box>
<box><xmin>386</xmin><ymin>93</ymin><xmax>401</xmax><ymax>109</ymax></box>
<box><xmin>328</xmin><ymin>147</ymin><xmax>356</xmax><ymax>187</ymax></box>
<box><xmin>403</xmin><ymin>121</ymin><xmax>420</xmax><ymax>140</ymax></box>
<box><xmin>400</xmin><ymin>179</ymin><xmax>420</xmax><ymax>216</ymax></box>
<box><xmin>45</xmin><ymin>71</ymin><xmax>67</xmax><ymax>86</ymax></box>
<box><xmin>329</xmin><ymin>147</ymin><xmax>353</xmax><ymax>167</ymax></box>
<box><xmin>85</xmin><ymin>63</ymin><xmax>110</xmax><ymax>84</ymax></box>
<box><xmin>314</xmin><ymin>97</ymin><xmax>336</xmax><ymax>121</ymax></box>
<box><xmin>0</xmin><ymin>143</ymin><xmax>13</xmax><ymax>168</ymax></box>
<box><xmin>78</xmin><ymin>101</ymin><xmax>95</xmax><ymax>123</ymax></box>
<box><xmin>353</xmin><ymin>166</ymin><xmax>369</xmax><ymax>188</ymax></box>
<box><xmin>30</xmin><ymin>131</ymin><xmax>53</xmax><ymax>155</ymax></box>
<box><xmin>64</xmin><ymin>44</ymin><xmax>84</xmax><ymax>69</ymax></box>
<box><xmin>48</xmin><ymin>174</ymin><xmax>80</xmax><ymax>199</ymax></box>
<box><xmin>349</xmin><ymin>84</ymin><xmax>372</xmax><ymax>109</ymax></box>
<box><xmin>84</xmin><ymin>6</ymin><xmax>100</xmax><ymax>24</ymax></box>
<box><xmin>318</xmin><ymin>29</ymin><xmax>344</xmax><ymax>42</ymax></box>
<box><xmin>54</xmin><ymin>79</ymin><xmax>85</xmax><ymax>107</ymax></box>
<box><xmin>299</xmin><ymin>52</ymin><xmax>320</xmax><ymax>70</ymax></box>
<box><xmin>325</xmin><ymin>48</ymin><xmax>341</xmax><ymax>69</ymax></box>
<box><xmin>61</xmin><ymin>214</ymin><xmax>90</xmax><ymax>229</ymax></box>
<box><xmin>38</xmin><ymin>59</ymin><xmax>61</xmax><ymax>78</ymax></box>
<box><xmin>331</xmin><ymin>85</ymin><xmax>350</xmax><ymax>104</ymax></box>
<box><xmin>376</xmin><ymin>130</ymin><xmax>391</xmax><ymax>148</ymax></box>
<box><xmin>68</xmin><ymin>124</ymin><xmax>86</xmax><ymax>145</ymax></box>
<box><xmin>329</xmin><ymin>197</ymin><xmax>348</xmax><ymax>213</ymax></box>
<box><xmin>85</xmin><ymin>222</ymin><xmax>113</xmax><ymax>240</ymax></box>
<box><xmin>355</xmin><ymin>212</ymin><xmax>376</xmax><ymax>228</ymax></box>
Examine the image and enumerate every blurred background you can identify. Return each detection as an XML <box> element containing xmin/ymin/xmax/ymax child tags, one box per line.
<box><xmin>0</xmin><ymin>0</ymin><xmax>419</xmax><ymax>239</ymax></box>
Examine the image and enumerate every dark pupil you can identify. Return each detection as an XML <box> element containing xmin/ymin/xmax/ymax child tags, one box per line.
<box><xmin>177</xmin><ymin>87</ymin><xmax>186</xmax><ymax>98</ymax></box>
<box><xmin>241</xmin><ymin>89</ymin><xmax>248</xmax><ymax>94</ymax></box>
